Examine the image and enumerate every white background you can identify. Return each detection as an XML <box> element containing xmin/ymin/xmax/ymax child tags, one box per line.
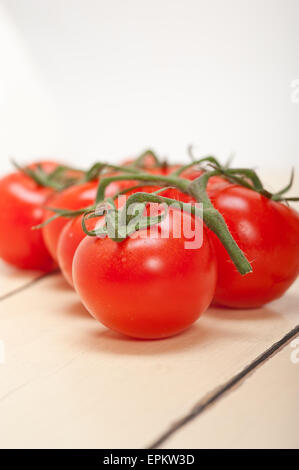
<box><xmin>0</xmin><ymin>0</ymin><xmax>298</xmax><ymax>174</ymax></box>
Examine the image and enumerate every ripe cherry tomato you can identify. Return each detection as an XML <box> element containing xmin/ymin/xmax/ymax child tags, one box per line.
<box><xmin>73</xmin><ymin>207</ymin><xmax>217</xmax><ymax>339</ymax></box>
<box><xmin>56</xmin><ymin>184</ymin><xmax>193</xmax><ymax>287</ymax></box>
<box><xmin>0</xmin><ymin>162</ymin><xmax>58</xmax><ymax>271</ymax></box>
<box><xmin>209</xmin><ymin>185</ymin><xmax>299</xmax><ymax>308</ymax></box>
<box><xmin>44</xmin><ymin>174</ymin><xmax>147</xmax><ymax>263</ymax></box>
<box><xmin>42</xmin><ymin>181</ymin><xmax>98</xmax><ymax>262</ymax></box>
<box><xmin>57</xmin><ymin>214</ymin><xmax>93</xmax><ymax>287</ymax></box>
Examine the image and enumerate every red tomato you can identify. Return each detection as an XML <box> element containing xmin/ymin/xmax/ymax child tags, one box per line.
<box><xmin>73</xmin><ymin>207</ymin><xmax>217</xmax><ymax>339</ymax></box>
<box><xmin>209</xmin><ymin>185</ymin><xmax>299</xmax><ymax>308</ymax></box>
<box><xmin>57</xmin><ymin>214</ymin><xmax>93</xmax><ymax>287</ymax></box>
<box><xmin>42</xmin><ymin>181</ymin><xmax>98</xmax><ymax>262</ymax></box>
<box><xmin>56</xmin><ymin>184</ymin><xmax>192</xmax><ymax>287</ymax></box>
<box><xmin>0</xmin><ymin>162</ymin><xmax>58</xmax><ymax>271</ymax></box>
<box><xmin>44</xmin><ymin>173</ymin><xmax>145</xmax><ymax>263</ymax></box>
<box><xmin>56</xmin><ymin>215</ymin><xmax>83</xmax><ymax>287</ymax></box>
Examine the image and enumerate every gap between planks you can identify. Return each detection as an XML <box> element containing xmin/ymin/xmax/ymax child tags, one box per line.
<box><xmin>0</xmin><ymin>269</ymin><xmax>58</xmax><ymax>302</ymax></box>
<box><xmin>148</xmin><ymin>325</ymin><xmax>299</xmax><ymax>449</ymax></box>
<box><xmin>1</xmin><ymin>268</ymin><xmax>298</xmax><ymax>448</ymax></box>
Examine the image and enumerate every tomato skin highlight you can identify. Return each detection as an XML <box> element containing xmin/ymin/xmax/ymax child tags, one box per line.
<box><xmin>73</xmin><ymin>208</ymin><xmax>217</xmax><ymax>339</ymax></box>
<box><xmin>210</xmin><ymin>185</ymin><xmax>299</xmax><ymax>308</ymax></box>
<box><xmin>0</xmin><ymin>165</ymin><xmax>57</xmax><ymax>271</ymax></box>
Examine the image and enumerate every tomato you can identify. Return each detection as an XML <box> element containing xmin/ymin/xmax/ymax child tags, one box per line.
<box><xmin>44</xmin><ymin>173</ymin><xmax>147</xmax><ymax>264</ymax></box>
<box><xmin>42</xmin><ymin>181</ymin><xmax>98</xmax><ymax>262</ymax></box>
<box><xmin>73</xmin><ymin>207</ymin><xmax>217</xmax><ymax>339</ymax></box>
<box><xmin>209</xmin><ymin>185</ymin><xmax>299</xmax><ymax>308</ymax></box>
<box><xmin>56</xmin><ymin>184</ymin><xmax>192</xmax><ymax>287</ymax></box>
<box><xmin>57</xmin><ymin>216</ymin><xmax>84</xmax><ymax>287</ymax></box>
<box><xmin>0</xmin><ymin>162</ymin><xmax>58</xmax><ymax>271</ymax></box>
<box><xmin>57</xmin><ymin>214</ymin><xmax>98</xmax><ymax>287</ymax></box>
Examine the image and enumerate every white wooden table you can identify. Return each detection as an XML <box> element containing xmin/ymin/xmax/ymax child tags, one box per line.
<box><xmin>0</xmin><ymin>171</ymin><xmax>298</xmax><ymax>449</ymax></box>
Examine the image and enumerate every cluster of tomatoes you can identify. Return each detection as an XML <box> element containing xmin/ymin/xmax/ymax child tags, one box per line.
<box><xmin>0</xmin><ymin>152</ymin><xmax>298</xmax><ymax>339</ymax></box>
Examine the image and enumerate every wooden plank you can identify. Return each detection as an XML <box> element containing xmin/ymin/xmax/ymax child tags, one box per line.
<box><xmin>0</xmin><ymin>259</ymin><xmax>46</xmax><ymax>299</ymax></box>
<box><xmin>161</xmin><ymin>339</ymin><xmax>299</xmax><ymax>449</ymax></box>
<box><xmin>0</xmin><ymin>273</ymin><xmax>298</xmax><ymax>448</ymax></box>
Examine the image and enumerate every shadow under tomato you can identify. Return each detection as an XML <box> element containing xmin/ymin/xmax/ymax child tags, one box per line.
<box><xmin>61</xmin><ymin>299</ymin><xmax>93</xmax><ymax>319</ymax></box>
<box><xmin>47</xmin><ymin>272</ymin><xmax>73</xmax><ymax>292</ymax></box>
<box><xmin>72</xmin><ymin>316</ymin><xmax>242</xmax><ymax>356</ymax></box>
<box><xmin>205</xmin><ymin>303</ymin><xmax>284</xmax><ymax>322</ymax></box>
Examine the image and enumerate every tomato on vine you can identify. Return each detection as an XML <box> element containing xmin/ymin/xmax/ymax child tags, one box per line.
<box><xmin>56</xmin><ymin>184</ymin><xmax>194</xmax><ymax>287</ymax></box>
<box><xmin>42</xmin><ymin>181</ymin><xmax>98</xmax><ymax>261</ymax></box>
<box><xmin>73</xmin><ymin>207</ymin><xmax>217</xmax><ymax>339</ymax></box>
<box><xmin>0</xmin><ymin>161</ymin><xmax>59</xmax><ymax>270</ymax></box>
<box><xmin>57</xmin><ymin>214</ymin><xmax>94</xmax><ymax>287</ymax></box>
<box><xmin>210</xmin><ymin>184</ymin><xmax>299</xmax><ymax>308</ymax></box>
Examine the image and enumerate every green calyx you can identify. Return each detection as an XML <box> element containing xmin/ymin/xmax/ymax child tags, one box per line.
<box><xmin>82</xmin><ymin>195</ymin><xmax>167</xmax><ymax>242</ymax></box>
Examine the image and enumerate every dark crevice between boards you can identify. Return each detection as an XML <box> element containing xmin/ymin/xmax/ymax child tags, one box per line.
<box><xmin>0</xmin><ymin>269</ymin><xmax>59</xmax><ymax>302</ymax></box>
<box><xmin>147</xmin><ymin>325</ymin><xmax>299</xmax><ymax>449</ymax></box>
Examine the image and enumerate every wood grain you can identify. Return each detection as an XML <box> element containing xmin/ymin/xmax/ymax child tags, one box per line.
<box><xmin>0</xmin><ymin>170</ymin><xmax>298</xmax><ymax>448</ymax></box>
<box><xmin>0</xmin><ymin>273</ymin><xmax>298</xmax><ymax>448</ymax></box>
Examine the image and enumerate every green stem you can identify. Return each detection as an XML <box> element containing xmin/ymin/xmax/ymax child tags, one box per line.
<box><xmin>272</xmin><ymin>168</ymin><xmax>294</xmax><ymax>199</ymax></box>
<box><xmin>134</xmin><ymin>149</ymin><xmax>161</xmax><ymax>167</ymax></box>
<box><xmin>88</xmin><ymin>169</ymin><xmax>252</xmax><ymax>275</ymax></box>
<box><xmin>82</xmin><ymin>162</ymin><xmax>143</xmax><ymax>183</ymax></box>
<box><xmin>170</xmin><ymin>156</ymin><xmax>221</xmax><ymax>177</ymax></box>
<box><xmin>105</xmin><ymin>188</ymin><xmax>251</xmax><ymax>274</ymax></box>
<box><xmin>95</xmin><ymin>172</ymin><xmax>190</xmax><ymax>203</ymax></box>
<box><xmin>189</xmin><ymin>171</ymin><xmax>252</xmax><ymax>275</ymax></box>
<box><xmin>214</xmin><ymin>167</ymin><xmax>274</xmax><ymax>198</ymax></box>
<box><xmin>94</xmin><ymin>169</ymin><xmax>251</xmax><ymax>275</ymax></box>
<box><xmin>11</xmin><ymin>160</ymin><xmax>83</xmax><ymax>191</ymax></box>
